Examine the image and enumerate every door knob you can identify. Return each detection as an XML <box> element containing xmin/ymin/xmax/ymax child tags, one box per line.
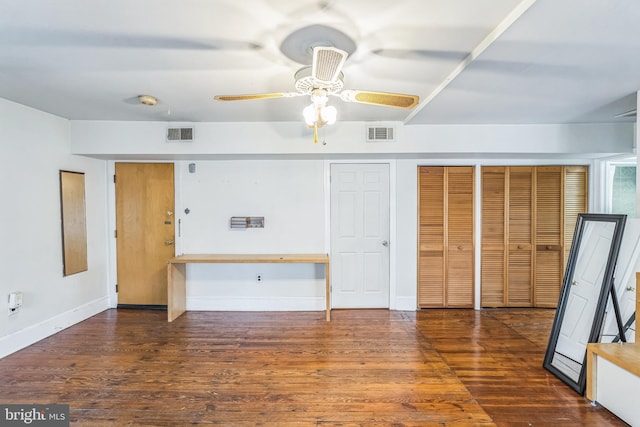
<box><xmin>165</xmin><ymin>240</ymin><xmax>174</xmax><ymax>245</ymax></box>
<box><xmin>572</xmin><ymin>280</ymin><xmax>578</xmax><ymax>286</ymax></box>
<box><xmin>627</xmin><ymin>286</ymin><xmax>636</xmax><ymax>291</ymax></box>
<box><xmin>382</xmin><ymin>240</ymin><xmax>389</xmax><ymax>247</ymax></box>
<box><xmin>167</xmin><ymin>210</ymin><xmax>173</xmax><ymax>216</ymax></box>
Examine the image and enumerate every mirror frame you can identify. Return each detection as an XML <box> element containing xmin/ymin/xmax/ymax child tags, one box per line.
<box><xmin>543</xmin><ymin>213</ymin><xmax>626</xmax><ymax>394</ymax></box>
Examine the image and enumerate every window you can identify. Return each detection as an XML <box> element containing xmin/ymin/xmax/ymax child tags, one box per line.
<box><xmin>605</xmin><ymin>158</ymin><xmax>636</xmax><ymax>218</ymax></box>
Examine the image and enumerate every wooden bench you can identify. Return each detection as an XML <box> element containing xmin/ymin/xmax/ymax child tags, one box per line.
<box><xmin>167</xmin><ymin>254</ymin><xmax>331</xmax><ymax>322</ymax></box>
<box><xmin>586</xmin><ymin>272</ymin><xmax>639</xmax><ymax>425</ymax></box>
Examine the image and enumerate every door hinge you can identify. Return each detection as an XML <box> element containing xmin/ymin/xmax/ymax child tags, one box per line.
<box><xmin>114</xmin><ymin>230</ymin><xmax>117</xmax><ymax>238</ymax></box>
<box><xmin>115</xmin><ymin>284</ymin><xmax>118</xmax><ymax>292</ymax></box>
<box><xmin>113</xmin><ymin>174</ymin><xmax>116</xmax><ymax>183</ymax></box>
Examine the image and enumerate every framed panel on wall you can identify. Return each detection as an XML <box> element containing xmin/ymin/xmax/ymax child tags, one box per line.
<box><xmin>60</xmin><ymin>170</ymin><xmax>88</xmax><ymax>276</ymax></box>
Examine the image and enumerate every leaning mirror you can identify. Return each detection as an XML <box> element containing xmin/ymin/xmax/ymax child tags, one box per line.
<box><xmin>543</xmin><ymin>213</ymin><xmax>626</xmax><ymax>394</ymax></box>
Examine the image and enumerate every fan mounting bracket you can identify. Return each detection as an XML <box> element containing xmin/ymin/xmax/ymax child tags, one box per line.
<box><xmin>294</xmin><ymin>66</ymin><xmax>344</xmax><ymax>95</ymax></box>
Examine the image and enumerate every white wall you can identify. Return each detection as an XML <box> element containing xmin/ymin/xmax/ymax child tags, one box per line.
<box><xmin>71</xmin><ymin>120</ymin><xmax>634</xmax><ymax>158</ymax></box>
<box><xmin>75</xmin><ymin>119</ymin><xmax>635</xmax><ymax>313</ymax></box>
<box><xmin>0</xmin><ymin>99</ymin><xmax>109</xmax><ymax>358</ymax></box>
<box><xmin>176</xmin><ymin>160</ymin><xmax>327</xmax><ymax>311</ymax></box>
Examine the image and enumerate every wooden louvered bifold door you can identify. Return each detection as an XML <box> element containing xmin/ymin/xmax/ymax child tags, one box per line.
<box><xmin>563</xmin><ymin>166</ymin><xmax>588</xmax><ymax>268</ymax></box>
<box><xmin>446</xmin><ymin>167</ymin><xmax>475</xmax><ymax>307</ymax></box>
<box><xmin>507</xmin><ymin>167</ymin><xmax>533</xmax><ymax>306</ymax></box>
<box><xmin>535</xmin><ymin>167</ymin><xmax>563</xmax><ymax>307</ymax></box>
<box><xmin>480</xmin><ymin>165</ymin><xmax>588</xmax><ymax>308</ymax></box>
<box><xmin>418</xmin><ymin>167</ymin><xmax>445</xmax><ymax>307</ymax></box>
<box><xmin>481</xmin><ymin>167</ymin><xmax>506</xmax><ymax>306</ymax></box>
<box><xmin>418</xmin><ymin>166</ymin><xmax>474</xmax><ymax>308</ymax></box>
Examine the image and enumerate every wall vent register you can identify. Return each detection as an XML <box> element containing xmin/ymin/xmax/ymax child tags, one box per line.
<box><xmin>167</xmin><ymin>127</ymin><xmax>194</xmax><ymax>142</ymax></box>
<box><xmin>367</xmin><ymin>126</ymin><xmax>395</xmax><ymax>142</ymax></box>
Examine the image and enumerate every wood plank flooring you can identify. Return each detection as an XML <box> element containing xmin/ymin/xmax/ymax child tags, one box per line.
<box><xmin>0</xmin><ymin>308</ymin><xmax>627</xmax><ymax>426</ymax></box>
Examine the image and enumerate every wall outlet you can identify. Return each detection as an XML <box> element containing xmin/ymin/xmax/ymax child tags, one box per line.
<box><xmin>256</xmin><ymin>274</ymin><xmax>263</xmax><ymax>283</ymax></box>
<box><xmin>8</xmin><ymin>292</ymin><xmax>23</xmax><ymax>316</ymax></box>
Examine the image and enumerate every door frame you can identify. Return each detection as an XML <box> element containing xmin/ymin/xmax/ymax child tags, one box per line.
<box><xmin>324</xmin><ymin>160</ymin><xmax>397</xmax><ymax>309</ymax></box>
<box><xmin>106</xmin><ymin>160</ymin><xmax>180</xmax><ymax>308</ymax></box>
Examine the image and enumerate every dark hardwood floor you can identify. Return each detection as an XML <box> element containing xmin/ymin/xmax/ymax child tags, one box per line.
<box><xmin>0</xmin><ymin>308</ymin><xmax>627</xmax><ymax>426</ymax></box>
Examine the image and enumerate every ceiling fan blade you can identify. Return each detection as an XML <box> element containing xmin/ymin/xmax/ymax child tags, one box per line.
<box><xmin>214</xmin><ymin>92</ymin><xmax>302</xmax><ymax>101</ymax></box>
<box><xmin>312</xmin><ymin>46</ymin><xmax>348</xmax><ymax>84</ymax></box>
<box><xmin>340</xmin><ymin>90</ymin><xmax>419</xmax><ymax>109</ymax></box>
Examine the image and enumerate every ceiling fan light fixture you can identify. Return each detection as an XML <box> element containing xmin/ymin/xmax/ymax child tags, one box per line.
<box><xmin>303</xmin><ymin>103</ymin><xmax>337</xmax><ymax>127</ymax></box>
<box><xmin>303</xmin><ymin>103</ymin><xmax>317</xmax><ymax>126</ymax></box>
<box><xmin>321</xmin><ymin>105</ymin><xmax>337</xmax><ymax>125</ymax></box>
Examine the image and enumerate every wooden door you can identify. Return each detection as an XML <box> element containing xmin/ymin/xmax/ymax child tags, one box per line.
<box><xmin>481</xmin><ymin>165</ymin><xmax>588</xmax><ymax>308</ymax></box>
<box><xmin>330</xmin><ymin>164</ymin><xmax>390</xmax><ymax>308</ymax></box>
<box><xmin>418</xmin><ymin>166</ymin><xmax>474</xmax><ymax>308</ymax></box>
<box><xmin>115</xmin><ymin>163</ymin><xmax>175</xmax><ymax>306</ymax></box>
<box><xmin>507</xmin><ymin>167</ymin><xmax>533</xmax><ymax>306</ymax></box>
<box><xmin>418</xmin><ymin>167</ymin><xmax>445</xmax><ymax>307</ymax></box>
<box><xmin>446</xmin><ymin>167</ymin><xmax>475</xmax><ymax>307</ymax></box>
<box><xmin>481</xmin><ymin>167</ymin><xmax>506</xmax><ymax>306</ymax></box>
<box><xmin>535</xmin><ymin>167</ymin><xmax>563</xmax><ymax>307</ymax></box>
<box><xmin>564</xmin><ymin>166</ymin><xmax>589</xmax><ymax>268</ymax></box>
<box><xmin>481</xmin><ymin>166</ymin><xmax>534</xmax><ymax>307</ymax></box>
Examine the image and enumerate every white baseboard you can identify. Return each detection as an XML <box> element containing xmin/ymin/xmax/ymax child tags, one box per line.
<box><xmin>0</xmin><ymin>296</ymin><xmax>109</xmax><ymax>359</ymax></box>
<box><xmin>391</xmin><ymin>296</ymin><xmax>417</xmax><ymax>311</ymax></box>
<box><xmin>188</xmin><ymin>296</ymin><xmax>418</xmax><ymax>312</ymax></box>
<box><xmin>187</xmin><ymin>296</ymin><xmax>325</xmax><ymax>312</ymax></box>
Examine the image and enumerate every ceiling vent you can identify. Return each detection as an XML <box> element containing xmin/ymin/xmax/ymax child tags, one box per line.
<box><xmin>167</xmin><ymin>127</ymin><xmax>194</xmax><ymax>142</ymax></box>
<box><xmin>366</xmin><ymin>125</ymin><xmax>395</xmax><ymax>142</ymax></box>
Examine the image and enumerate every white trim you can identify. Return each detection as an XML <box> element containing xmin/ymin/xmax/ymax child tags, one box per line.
<box><xmin>474</xmin><ymin>163</ymin><xmax>483</xmax><ymax>310</ymax></box>
<box><xmin>0</xmin><ymin>297</ymin><xmax>109</xmax><ymax>359</ymax></box>
<box><xmin>388</xmin><ymin>160</ymin><xmax>399</xmax><ymax>310</ymax></box>
<box><xmin>393</xmin><ymin>296</ymin><xmax>417</xmax><ymax>311</ymax></box>
<box><xmin>186</xmin><ymin>296</ymin><xmax>325</xmax><ymax>311</ymax></box>
<box><xmin>107</xmin><ymin>161</ymin><xmax>117</xmax><ymax>307</ymax></box>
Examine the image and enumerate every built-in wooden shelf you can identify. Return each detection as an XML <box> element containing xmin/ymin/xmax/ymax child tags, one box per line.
<box><xmin>167</xmin><ymin>254</ymin><xmax>331</xmax><ymax>322</ymax></box>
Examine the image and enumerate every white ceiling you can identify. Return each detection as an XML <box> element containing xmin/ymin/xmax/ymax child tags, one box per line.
<box><xmin>1</xmin><ymin>0</ymin><xmax>639</xmax><ymax>125</ymax></box>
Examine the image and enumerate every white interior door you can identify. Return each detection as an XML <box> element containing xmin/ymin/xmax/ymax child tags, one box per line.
<box><xmin>330</xmin><ymin>163</ymin><xmax>390</xmax><ymax>308</ymax></box>
<box><xmin>556</xmin><ymin>221</ymin><xmax>615</xmax><ymax>361</ymax></box>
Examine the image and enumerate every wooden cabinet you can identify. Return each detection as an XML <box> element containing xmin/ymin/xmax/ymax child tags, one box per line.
<box><xmin>480</xmin><ymin>165</ymin><xmax>588</xmax><ymax>308</ymax></box>
<box><xmin>418</xmin><ymin>166</ymin><xmax>474</xmax><ymax>308</ymax></box>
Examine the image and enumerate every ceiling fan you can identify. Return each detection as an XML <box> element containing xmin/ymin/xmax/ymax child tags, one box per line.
<box><xmin>214</xmin><ymin>46</ymin><xmax>420</xmax><ymax>142</ymax></box>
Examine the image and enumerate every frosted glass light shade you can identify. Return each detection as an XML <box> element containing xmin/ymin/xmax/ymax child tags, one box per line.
<box><xmin>303</xmin><ymin>104</ymin><xmax>317</xmax><ymax>125</ymax></box>
<box><xmin>321</xmin><ymin>105</ymin><xmax>337</xmax><ymax>125</ymax></box>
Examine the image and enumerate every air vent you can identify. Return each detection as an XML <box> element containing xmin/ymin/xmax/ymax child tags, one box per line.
<box><xmin>167</xmin><ymin>127</ymin><xmax>193</xmax><ymax>142</ymax></box>
<box><xmin>367</xmin><ymin>126</ymin><xmax>395</xmax><ymax>142</ymax></box>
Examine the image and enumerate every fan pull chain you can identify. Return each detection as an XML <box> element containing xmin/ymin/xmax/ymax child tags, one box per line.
<box><xmin>314</xmin><ymin>123</ymin><xmax>319</xmax><ymax>143</ymax></box>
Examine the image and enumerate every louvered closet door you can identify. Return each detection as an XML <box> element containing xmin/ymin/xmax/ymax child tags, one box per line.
<box><xmin>507</xmin><ymin>167</ymin><xmax>533</xmax><ymax>306</ymax></box>
<box><xmin>480</xmin><ymin>165</ymin><xmax>588</xmax><ymax>308</ymax></box>
<box><xmin>481</xmin><ymin>167</ymin><xmax>506</xmax><ymax>306</ymax></box>
<box><xmin>417</xmin><ymin>166</ymin><xmax>474</xmax><ymax>308</ymax></box>
<box><xmin>564</xmin><ymin>166</ymin><xmax>589</xmax><ymax>268</ymax></box>
<box><xmin>535</xmin><ymin>167</ymin><xmax>563</xmax><ymax>307</ymax></box>
<box><xmin>418</xmin><ymin>167</ymin><xmax>445</xmax><ymax>307</ymax></box>
<box><xmin>446</xmin><ymin>167</ymin><xmax>475</xmax><ymax>307</ymax></box>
